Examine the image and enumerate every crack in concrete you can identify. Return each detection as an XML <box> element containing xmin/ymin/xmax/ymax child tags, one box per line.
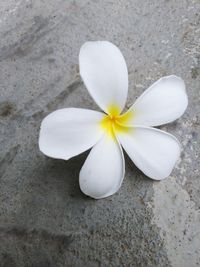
<box><xmin>152</xmin><ymin>177</ymin><xmax>200</xmax><ymax>267</ymax></box>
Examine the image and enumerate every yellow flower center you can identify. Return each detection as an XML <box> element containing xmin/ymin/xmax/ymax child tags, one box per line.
<box><xmin>100</xmin><ymin>104</ymin><xmax>133</xmax><ymax>139</ymax></box>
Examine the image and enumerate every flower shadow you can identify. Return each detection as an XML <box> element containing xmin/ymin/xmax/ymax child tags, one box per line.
<box><xmin>40</xmin><ymin>151</ymin><xmax>90</xmax><ymax>201</ymax></box>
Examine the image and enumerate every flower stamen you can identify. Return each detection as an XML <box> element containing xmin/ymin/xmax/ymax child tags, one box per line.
<box><xmin>100</xmin><ymin>105</ymin><xmax>134</xmax><ymax>139</ymax></box>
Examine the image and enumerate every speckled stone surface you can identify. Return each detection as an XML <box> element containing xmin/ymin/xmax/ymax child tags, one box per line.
<box><xmin>0</xmin><ymin>1</ymin><xmax>200</xmax><ymax>266</ymax></box>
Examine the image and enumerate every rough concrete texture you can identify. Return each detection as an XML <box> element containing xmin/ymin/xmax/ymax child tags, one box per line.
<box><xmin>0</xmin><ymin>0</ymin><xmax>200</xmax><ymax>266</ymax></box>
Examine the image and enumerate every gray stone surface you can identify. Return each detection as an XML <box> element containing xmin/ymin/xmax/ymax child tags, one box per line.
<box><xmin>0</xmin><ymin>0</ymin><xmax>200</xmax><ymax>266</ymax></box>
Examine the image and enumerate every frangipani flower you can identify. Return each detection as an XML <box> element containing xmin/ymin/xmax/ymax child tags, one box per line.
<box><xmin>39</xmin><ymin>41</ymin><xmax>188</xmax><ymax>199</ymax></box>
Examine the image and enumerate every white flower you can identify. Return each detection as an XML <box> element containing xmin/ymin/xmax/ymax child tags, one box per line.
<box><xmin>39</xmin><ymin>41</ymin><xmax>188</xmax><ymax>199</ymax></box>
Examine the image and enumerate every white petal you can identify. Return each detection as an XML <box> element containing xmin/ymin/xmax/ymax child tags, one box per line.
<box><xmin>116</xmin><ymin>126</ymin><xmax>181</xmax><ymax>180</ymax></box>
<box><xmin>79</xmin><ymin>136</ymin><xmax>125</xmax><ymax>199</ymax></box>
<box><xmin>125</xmin><ymin>75</ymin><xmax>188</xmax><ymax>126</ymax></box>
<box><xmin>79</xmin><ymin>41</ymin><xmax>128</xmax><ymax>115</ymax></box>
<box><xmin>39</xmin><ymin>108</ymin><xmax>104</xmax><ymax>160</ymax></box>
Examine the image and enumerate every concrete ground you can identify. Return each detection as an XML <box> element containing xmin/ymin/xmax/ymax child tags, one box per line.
<box><xmin>0</xmin><ymin>0</ymin><xmax>200</xmax><ymax>266</ymax></box>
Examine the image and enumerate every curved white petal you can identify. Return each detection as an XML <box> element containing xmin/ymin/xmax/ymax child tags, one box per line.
<box><xmin>79</xmin><ymin>135</ymin><xmax>125</xmax><ymax>199</ymax></box>
<box><xmin>125</xmin><ymin>75</ymin><xmax>188</xmax><ymax>126</ymax></box>
<box><xmin>116</xmin><ymin>126</ymin><xmax>181</xmax><ymax>180</ymax></box>
<box><xmin>79</xmin><ymin>41</ymin><xmax>128</xmax><ymax>115</ymax></box>
<box><xmin>39</xmin><ymin>108</ymin><xmax>104</xmax><ymax>160</ymax></box>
